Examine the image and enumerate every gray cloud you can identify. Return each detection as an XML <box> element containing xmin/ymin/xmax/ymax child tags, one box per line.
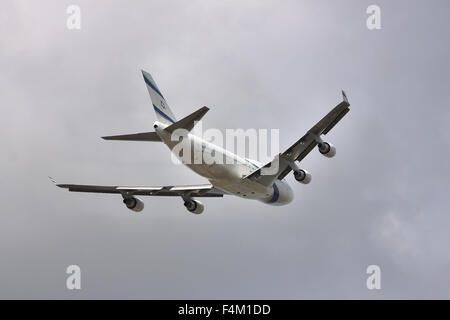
<box><xmin>1</xmin><ymin>0</ymin><xmax>449</xmax><ymax>298</ymax></box>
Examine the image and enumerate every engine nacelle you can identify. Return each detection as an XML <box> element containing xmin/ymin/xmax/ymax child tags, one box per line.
<box><xmin>184</xmin><ymin>199</ymin><xmax>204</xmax><ymax>214</ymax></box>
<box><xmin>123</xmin><ymin>197</ymin><xmax>144</xmax><ymax>212</ymax></box>
<box><xmin>294</xmin><ymin>169</ymin><xmax>312</xmax><ymax>184</ymax></box>
<box><xmin>318</xmin><ymin>142</ymin><xmax>336</xmax><ymax>158</ymax></box>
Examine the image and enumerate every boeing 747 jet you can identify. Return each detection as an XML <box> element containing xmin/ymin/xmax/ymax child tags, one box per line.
<box><xmin>53</xmin><ymin>70</ymin><xmax>350</xmax><ymax>214</ymax></box>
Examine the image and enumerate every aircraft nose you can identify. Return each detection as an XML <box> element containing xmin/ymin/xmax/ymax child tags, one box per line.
<box><xmin>263</xmin><ymin>181</ymin><xmax>293</xmax><ymax>206</ymax></box>
<box><xmin>280</xmin><ymin>183</ymin><xmax>294</xmax><ymax>204</ymax></box>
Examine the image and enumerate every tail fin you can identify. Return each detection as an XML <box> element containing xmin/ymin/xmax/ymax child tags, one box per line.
<box><xmin>141</xmin><ymin>70</ymin><xmax>177</xmax><ymax>125</ymax></box>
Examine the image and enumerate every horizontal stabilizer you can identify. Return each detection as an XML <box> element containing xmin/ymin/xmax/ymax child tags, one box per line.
<box><xmin>165</xmin><ymin>106</ymin><xmax>209</xmax><ymax>134</ymax></box>
<box><xmin>102</xmin><ymin>131</ymin><xmax>162</xmax><ymax>142</ymax></box>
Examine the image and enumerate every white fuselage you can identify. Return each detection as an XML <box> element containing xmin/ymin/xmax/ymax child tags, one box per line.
<box><xmin>154</xmin><ymin>121</ymin><xmax>293</xmax><ymax>205</ymax></box>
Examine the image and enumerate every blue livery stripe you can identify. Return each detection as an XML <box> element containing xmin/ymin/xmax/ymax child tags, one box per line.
<box><xmin>268</xmin><ymin>183</ymin><xmax>279</xmax><ymax>203</ymax></box>
<box><xmin>143</xmin><ymin>74</ymin><xmax>165</xmax><ymax>99</ymax></box>
<box><xmin>153</xmin><ymin>104</ymin><xmax>175</xmax><ymax>124</ymax></box>
<box><xmin>246</xmin><ymin>159</ymin><xmax>259</xmax><ymax>169</ymax></box>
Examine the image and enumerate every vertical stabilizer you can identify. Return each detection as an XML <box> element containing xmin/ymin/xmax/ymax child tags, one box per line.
<box><xmin>141</xmin><ymin>70</ymin><xmax>177</xmax><ymax>125</ymax></box>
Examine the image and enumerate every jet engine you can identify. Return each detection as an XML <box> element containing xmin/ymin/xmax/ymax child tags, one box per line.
<box><xmin>318</xmin><ymin>142</ymin><xmax>336</xmax><ymax>158</ymax></box>
<box><xmin>123</xmin><ymin>197</ymin><xmax>144</xmax><ymax>212</ymax></box>
<box><xmin>294</xmin><ymin>169</ymin><xmax>312</xmax><ymax>184</ymax></box>
<box><xmin>184</xmin><ymin>199</ymin><xmax>204</xmax><ymax>214</ymax></box>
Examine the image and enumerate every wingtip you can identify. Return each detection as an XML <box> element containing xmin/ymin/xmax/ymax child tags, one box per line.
<box><xmin>48</xmin><ymin>176</ymin><xmax>66</xmax><ymax>188</ymax></box>
<box><xmin>342</xmin><ymin>90</ymin><xmax>349</xmax><ymax>104</ymax></box>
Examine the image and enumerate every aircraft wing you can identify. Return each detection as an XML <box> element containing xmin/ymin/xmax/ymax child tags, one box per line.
<box><xmin>55</xmin><ymin>182</ymin><xmax>225</xmax><ymax>197</ymax></box>
<box><xmin>245</xmin><ymin>91</ymin><xmax>350</xmax><ymax>184</ymax></box>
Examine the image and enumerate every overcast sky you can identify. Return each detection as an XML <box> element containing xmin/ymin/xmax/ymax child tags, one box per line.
<box><xmin>1</xmin><ymin>0</ymin><xmax>450</xmax><ymax>299</ymax></box>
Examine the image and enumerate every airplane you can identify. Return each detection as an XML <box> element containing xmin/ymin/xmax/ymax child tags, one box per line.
<box><xmin>53</xmin><ymin>70</ymin><xmax>350</xmax><ymax>214</ymax></box>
